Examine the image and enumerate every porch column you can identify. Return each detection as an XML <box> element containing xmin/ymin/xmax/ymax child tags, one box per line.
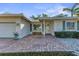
<box><xmin>32</xmin><ymin>23</ymin><xmax>33</xmax><ymax>33</ymax></box>
<box><xmin>43</xmin><ymin>20</ymin><xmax>45</xmax><ymax>36</ymax></box>
<box><xmin>41</xmin><ymin>22</ymin><xmax>43</xmax><ymax>33</ymax></box>
<box><xmin>76</xmin><ymin>20</ymin><xmax>77</xmax><ymax>31</ymax></box>
<box><xmin>16</xmin><ymin>21</ymin><xmax>20</xmax><ymax>33</ymax></box>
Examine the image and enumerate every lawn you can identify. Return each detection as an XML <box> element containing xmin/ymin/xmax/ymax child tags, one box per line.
<box><xmin>0</xmin><ymin>51</ymin><xmax>76</xmax><ymax>56</ymax></box>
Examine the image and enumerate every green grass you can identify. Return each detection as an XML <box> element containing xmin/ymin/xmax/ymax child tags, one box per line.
<box><xmin>0</xmin><ymin>51</ymin><xmax>76</xmax><ymax>56</ymax></box>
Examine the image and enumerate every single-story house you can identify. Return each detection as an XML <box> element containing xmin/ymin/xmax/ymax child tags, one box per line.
<box><xmin>32</xmin><ymin>17</ymin><xmax>79</xmax><ymax>37</ymax></box>
<box><xmin>0</xmin><ymin>13</ymin><xmax>31</xmax><ymax>39</ymax></box>
<box><xmin>0</xmin><ymin>13</ymin><xmax>79</xmax><ymax>39</ymax></box>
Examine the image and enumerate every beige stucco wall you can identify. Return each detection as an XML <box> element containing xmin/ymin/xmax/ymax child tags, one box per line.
<box><xmin>42</xmin><ymin>20</ymin><xmax>54</xmax><ymax>35</ymax></box>
<box><xmin>64</xmin><ymin>19</ymin><xmax>77</xmax><ymax>31</ymax></box>
<box><xmin>50</xmin><ymin>21</ymin><xmax>54</xmax><ymax>35</ymax></box>
<box><xmin>0</xmin><ymin>17</ymin><xmax>21</xmax><ymax>38</ymax></box>
<box><xmin>18</xmin><ymin>19</ymin><xmax>31</xmax><ymax>38</ymax></box>
<box><xmin>0</xmin><ymin>16</ymin><xmax>31</xmax><ymax>38</ymax></box>
<box><xmin>0</xmin><ymin>17</ymin><xmax>31</xmax><ymax>38</ymax></box>
<box><xmin>54</xmin><ymin>20</ymin><xmax>63</xmax><ymax>32</ymax></box>
<box><xmin>0</xmin><ymin>17</ymin><xmax>21</xmax><ymax>22</ymax></box>
<box><xmin>45</xmin><ymin>21</ymin><xmax>51</xmax><ymax>33</ymax></box>
<box><xmin>53</xmin><ymin>19</ymin><xmax>79</xmax><ymax>32</ymax></box>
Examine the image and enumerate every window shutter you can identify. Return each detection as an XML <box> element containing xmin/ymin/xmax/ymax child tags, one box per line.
<box><xmin>77</xmin><ymin>21</ymin><xmax>79</xmax><ymax>30</ymax></box>
<box><xmin>30</xmin><ymin>24</ymin><xmax>32</xmax><ymax>32</ymax></box>
<box><xmin>63</xmin><ymin>21</ymin><xmax>65</xmax><ymax>30</ymax></box>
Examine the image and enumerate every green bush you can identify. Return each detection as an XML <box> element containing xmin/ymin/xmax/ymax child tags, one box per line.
<box><xmin>75</xmin><ymin>32</ymin><xmax>79</xmax><ymax>38</ymax></box>
<box><xmin>55</xmin><ymin>31</ymin><xmax>79</xmax><ymax>38</ymax></box>
<box><xmin>13</xmin><ymin>32</ymin><xmax>19</xmax><ymax>40</ymax></box>
<box><xmin>0</xmin><ymin>51</ymin><xmax>75</xmax><ymax>56</ymax></box>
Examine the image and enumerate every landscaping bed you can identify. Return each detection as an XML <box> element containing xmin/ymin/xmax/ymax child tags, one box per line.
<box><xmin>55</xmin><ymin>31</ymin><xmax>79</xmax><ymax>38</ymax></box>
<box><xmin>32</xmin><ymin>32</ymin><xmax>42</xmax><ymax>35</ymax></box>
<box><xmin>0</xmin><ymin>51</ymin><xmax>75</xmax><ymax>56</ymax></box>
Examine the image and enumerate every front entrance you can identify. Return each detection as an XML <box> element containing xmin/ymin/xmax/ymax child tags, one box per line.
<box><xmin>32</xmin><ymin>20</ymin><xmax>54</xmax><ymax>36</ymax></box>
<box><xmin>45</xmin><ymin>22</ymin><xmax>51</xmax><ymax>34</ymax></box>
<box><xmin>32</xmin><ymin>22</ymin><xmax>42</xmax><ymax>35</ymax></box>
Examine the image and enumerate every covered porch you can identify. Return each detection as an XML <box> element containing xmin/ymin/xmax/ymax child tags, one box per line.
<box><xmin>31</xmin><ymin>20</ymin><xmax>54</xmax><ymax>36</ymax></box>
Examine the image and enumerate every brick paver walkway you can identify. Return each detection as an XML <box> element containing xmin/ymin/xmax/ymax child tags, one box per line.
<box><xmin>0</xmin><ymin>35</ymin><xmax>75</xmax><ymax>52</ymax></box>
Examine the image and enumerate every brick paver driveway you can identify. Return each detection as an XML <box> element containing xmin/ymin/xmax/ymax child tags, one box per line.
<box><xmin>0</xmin><ymin>35</ymin><xmax>76</xmax><ymax>52</ymax></box>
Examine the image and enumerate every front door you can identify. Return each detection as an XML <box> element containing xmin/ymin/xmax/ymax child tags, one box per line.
<box><xmin>45</xmin><ymin>22</ymin><xmax>51</xmax><ymax>34</ymax></box>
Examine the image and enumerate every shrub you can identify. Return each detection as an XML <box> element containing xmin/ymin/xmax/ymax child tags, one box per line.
<box><xmin>75</xmin><ymin>32</ymin><xmax>79</xmax><ymax>38</ymax></box>
<box><xmin>55</xmin><ymin>31</ymin><xmax>79</xmax><ymax>38</ymax></box>
<box><xmin>0</xmin><ymin>51</ymin><xmax>75</xmax><ymax>56</ymax></box>
<box><xmin>13</xmin><ymin>32</ymin><xmax>19</xmax><ymax>40</ymax></box>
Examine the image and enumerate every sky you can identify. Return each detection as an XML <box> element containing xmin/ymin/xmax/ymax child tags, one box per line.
<box><xmin>0</xmin><ymin>3</ymin><xmax>74</xmax><ymax>17</ymax></box>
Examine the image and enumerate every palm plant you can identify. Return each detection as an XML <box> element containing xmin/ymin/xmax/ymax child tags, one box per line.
<box><xmin>74</xmin><ymin>7</ymin><xmax>79</xmax><ymax>16</ymax></box>
<box><xmin>54</xmin><ymin>13</ymin><xmax>68</xmax><ymax>17</ymax></box>
<box><xmin>30</xmin><ymin>15</ymin><xmax>41</xmax><ymax>20</ymax></box>
<box><xmin>63</xmin><ymin>3</ymin><xmax>79</xmax><ymax>17</ymax></box>
<box><xmin>42</xmin><ymin>13</ymin><xmax>48</xmax><ymax>17</ymax></box>
<box><xmin>30</xmin><ymin>13</ymin><xmax>49</xmax><ymax>20</ymax></box>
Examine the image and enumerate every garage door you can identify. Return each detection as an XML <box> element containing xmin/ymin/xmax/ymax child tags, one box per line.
<box><xmin>0</xmin><ymin>23</ymin><xmax>16</xmax><ymax>38</ymax></box>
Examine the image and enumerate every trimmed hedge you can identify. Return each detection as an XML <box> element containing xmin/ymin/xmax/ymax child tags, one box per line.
<box><xmin>55</xmin><ymin>31</ymin><xmax>79</xmax><ymax>38</ymax></box>
<box><xmin>0</xmin><ymin>51</ymin><xmax>75</xmax><ymax>56</ymax></box>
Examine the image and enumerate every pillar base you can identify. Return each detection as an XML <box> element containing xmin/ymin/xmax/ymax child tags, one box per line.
<box><xmin>42</xmin><ymin>33</ymin><xmax>45</xmax><ymax>37</ymax></box>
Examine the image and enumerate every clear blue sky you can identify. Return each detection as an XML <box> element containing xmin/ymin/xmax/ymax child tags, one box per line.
<box><xmin>0</xmin><ymin>3</ymin><xmax>74</xmax><ymax>17</ymax></box>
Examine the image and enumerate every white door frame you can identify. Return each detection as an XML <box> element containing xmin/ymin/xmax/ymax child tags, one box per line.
<box><xmin>45</xmin><ymin>21</ymin><xmax>51</xmax><ymax>34</ymax></box>
<box><xmin>42</xmin><ymin>20</ymin><xmax>54</xmax><ymax>36</ymax></box>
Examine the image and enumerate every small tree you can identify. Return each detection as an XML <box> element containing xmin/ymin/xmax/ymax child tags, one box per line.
<box><xmin>30</xmin><ymin>15</ymin><xmax>41</xmax><ymax>20</ymax></box>
<box><xmin>63</xmin><ymin>3</ymin><xmax>79</xmax><ymax>17</ymax></box>
<box><xmin>14</xmin><ymin>32</ymin><xmax>19</xmax><ymax>40</ymax></box>
<box><xmin>42</xmin><ymin>13</ymin><xmax>49</xmax><ymax>17</ymax></box>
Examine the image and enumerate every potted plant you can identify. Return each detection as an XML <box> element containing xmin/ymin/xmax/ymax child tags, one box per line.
<box><xmin>14</xmin><ymin>32</ymin><xmax>19</xmax><ymax>40</ymax></box>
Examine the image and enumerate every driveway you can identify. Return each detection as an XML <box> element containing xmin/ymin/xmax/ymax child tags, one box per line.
<box><xmin>56</xmin><ymin>38</ymin><xmax>79</xmax><ymax>51</ymax></box>
<box><xmin>0</xmin><ymin>35</ymin><xmax>78</xmax><ymax>52</ymax></box>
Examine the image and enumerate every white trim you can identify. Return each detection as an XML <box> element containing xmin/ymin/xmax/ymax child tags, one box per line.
<box><xmin>43</xmin><ymin>20</ymin><xmax>45</xmax><ymax>36</ymax></box>
<box><xmin>65</xmin><ymin>21</ymin><xmax>76</xmax><ymax>31</ymax></box>
<box><xmin>75</xmin><ymin>20</ymin><xmax>77</xmax><ymax>31</ymax></box>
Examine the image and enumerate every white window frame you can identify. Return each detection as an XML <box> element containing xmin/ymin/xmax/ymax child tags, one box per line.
<box><xmin>65</xmin><ymin>21</ymin><xmax>75</xmax><ymax>31</ymax></box>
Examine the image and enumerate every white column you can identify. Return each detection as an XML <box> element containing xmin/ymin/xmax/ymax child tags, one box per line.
<box><xmin>76</xmin><ymin>20</ymin><xmax>77</xmax><ymax>31</ymax></box>
<box><xmin>41</xmin><ymin>22</ymin><xmax>43</xmax><ymax>33</ymax></box>
<box><xmin>43</xmin><ymin>20</ymin><xmax>45</xmax><ymax>36</ymax></box>
<box><xmin>41</xmin><ymin>21</ymin><xmax>43</xmax><ymax>35</ymax></box>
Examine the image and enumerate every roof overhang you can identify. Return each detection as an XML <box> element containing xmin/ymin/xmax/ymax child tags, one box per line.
<box><xmin>39</xmin><ymin>17</ymin><xmax>79</xmax><ymax>21</ymax></box>
<box><xmin>31</xmin><ymin>20</ymin><xmax>40</xmax><ymax>23</ymax></box>
<box><xmin>0</xmin><ymin>13</ymin><xmax>31</xmax><ymax>23</ymax></box>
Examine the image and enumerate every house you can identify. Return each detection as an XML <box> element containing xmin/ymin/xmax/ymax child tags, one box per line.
<box><xmin>0</xmin><ymin>13</ymin><xmax>31</xmax><ymax>39</ymax></box>
<box><xmin>0</xmin><ymin>13</ymin><xmax>79</xmax><ymax>39</ymax></box>
<box><xmin>32</xmin><ymin>17</ymin><xmax>79</xmax><ymax>37</ymax></box>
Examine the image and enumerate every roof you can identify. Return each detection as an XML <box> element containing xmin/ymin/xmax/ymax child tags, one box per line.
<box><xmin>39</xmin><ymin>17</ymin><xmax>79</xmax><ymax>20</ymax></box>
<box><xmin>0</xmin><ymin>13</ymin><xmax>31</xmax><ymax>23</ymax></box>
<box><xmin>31</xmin><ymin>20</ymin><xmax>40</xmax><ymax>23</ymax></box>
<box><xmin>0</xmin><ymin>13</ymin><xmax>23</xmax><ymax>17</ymax></box>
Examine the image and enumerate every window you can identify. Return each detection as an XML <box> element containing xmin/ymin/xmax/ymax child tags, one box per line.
<box><xmin>30</xmin><ymin>24</ymin><xmax>32</xmax><ymax>32</ymax></box>
<box><xmin>66</xmin><ymin>22</ymin><xmax>75</xmax><ymax>30</ymax></box>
